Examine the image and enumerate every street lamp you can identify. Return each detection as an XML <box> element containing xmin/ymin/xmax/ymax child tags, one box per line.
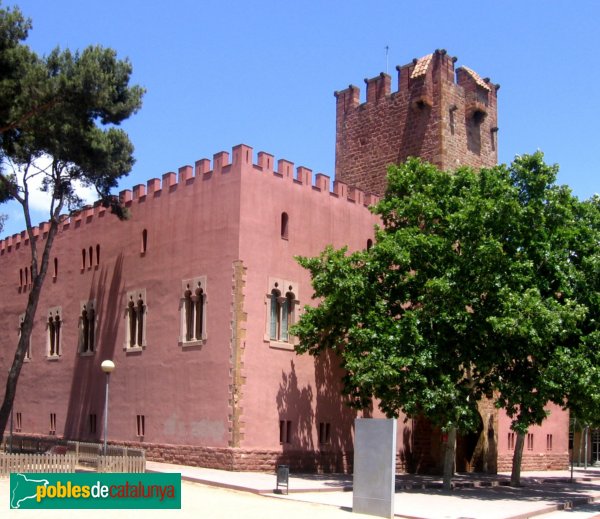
<box><xmin>100</xmin><ymin>360</ymin><xmax>115</xmax><ymax>456</ymax></box>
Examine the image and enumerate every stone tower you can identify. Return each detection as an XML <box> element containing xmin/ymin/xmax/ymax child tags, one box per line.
<box><xmin>335</xmin><ymin>49</ymin><xmax>499</xmax><ymax>196</ymax></box>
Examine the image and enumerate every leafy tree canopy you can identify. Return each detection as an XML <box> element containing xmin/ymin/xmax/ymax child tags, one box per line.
<box><xmin>293</xmin><ymin>153</ymin><xmax>599</xmax><ymax>484</ymax></box>
<box><xmin>0</xmin><ymin>1</ymin><xmax>144</xmax><ymax>441</ymax></box>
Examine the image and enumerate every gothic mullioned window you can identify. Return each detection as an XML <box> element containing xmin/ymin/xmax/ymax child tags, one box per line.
<box><xmin>46</xmin><ymin>307</ymin><xmax>62</xmax><ymax>358</ymax></box>
<box><xmin>79</xmin><ymin>300</ymin><xmax>96</xmax><ymax>355</ymax></box>
<box><xmin>265</xmin><ymin>278</ymin><xmax>299</xmax><ymax>348</ymax></box>
<box><xmin>125</xmin><ymin>290</ymin><xmax>147</xmax><ymax>351</ymax></box>
<box><xmin>179</xmin><ymin>277</ymin><xmax>207</xmax><ymax>346</ymax></box>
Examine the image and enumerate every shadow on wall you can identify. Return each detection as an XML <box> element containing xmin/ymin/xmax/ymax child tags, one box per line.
<box><xmin>63</xmin><ymin>254</ymin><xmax>124</xmax><ymax>441</ymax></box>
<box><xmin>275</xmin><ymin>360</ymin><xmax>314</xmax><ymax>452</ymax></box>
<box><xmin>275</xmin><ymin>351</ymin><xmax>359</xmax><ymax>473</ymax></box>
<box><xmin>313</xmin><ymin>349</ymin><xmax>356</xmax><ymax>453</ymax></box>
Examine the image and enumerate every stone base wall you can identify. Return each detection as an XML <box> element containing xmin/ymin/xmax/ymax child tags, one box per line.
<box><xmin>119</xmin><ymin>440</ymin><xmax>354</xmax><ymax>474</ymax></box>
<box><xmin>497</xmin><ymin>452</ymin><xmax>569</xmax><ymax>472</ymax></box>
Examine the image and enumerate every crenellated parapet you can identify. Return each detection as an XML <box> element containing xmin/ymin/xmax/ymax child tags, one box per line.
<box><xmin>0</xmin><ymin>144</ymin><xmax>379</xmax><ymax>257</ymax></box>
<box><xmin>335</xmin><ymin>48</ymin><xmax>500</xmax><ymax>197</ymax></box>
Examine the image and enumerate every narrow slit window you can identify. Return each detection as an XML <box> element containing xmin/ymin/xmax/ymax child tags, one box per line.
<box><xmin>49</xmin><ymin>413</ymin><xmax>57</xmax><ymax>435</ymax></box>
<box><xmin>96</xmin><ymin>244</ymin><xmax>100</xmax><ymax>266</ymax></box>
<box><xmin>15</xmin><ymin>412</ymin><xmax>22</xmax><ymax>432</ymax></box>
<box><xmin>280</xmin><ymin>212</ymin><xmax>289</xmax><ymax>240</ymax></box>
<box><xmin>53</xmin><ymin>257</ymin><xmax>58</xmax><ymax>279</ymax></box>
<box><xmin>19</xmin><ymin>268</ymin><xmax>23</xmax><ymax>288</ymax></box>
<box><xmin>141</xmin><ymin>229</ymin><xmax>148</xmax><ymax>254</ymax></box>
<box><xmin>136</xmin><ymin>415</ymin><xmax>145</xmax><ymax>437</ymax></box>
<box><xmin>88</xmin><ymin>246</ymin><xmax>93</xmax><ymax>268</ymax></box>
<box><xmin>527</xmin><ymin>433</ymin><xmax>534</xmax><ymax>451</ymax></box>
<box><xmin>546</xmin><ymin>434</ymin><xmax>553</xmax><ymax>451</ymax></box>
<box><xmin>82</xmin><ymin>249</ymin><xmax>86</xmax><ymax>270</ymax></box>
<box><xmin>89</xmin><ymin>413</ymin><xmax>97</xmax><ymax>434</ymax></box>
<box><xmin>367</xmin><ymin>239</ymin><xmax>373</xmax><ymax>250</ymax></box>
<box><xmin>507</xmin><ymin>432</ymin><xmax>515</xmax><ymax>450</ymax></box>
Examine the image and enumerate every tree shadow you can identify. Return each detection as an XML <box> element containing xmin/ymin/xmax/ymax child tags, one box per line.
<box><xmin>275</xmin><ymin>359</ymin><xmax>314</xmax><ymax>452</ymax></box>
<box><xmin>311</xmin><ymin>349</ymin><xmax>357</xmax><ymax>472</ymax></box>
<box><xmin>63</xmin><ymin>254</ymin><xmax>123</xmax><ymax>440</ymax></box>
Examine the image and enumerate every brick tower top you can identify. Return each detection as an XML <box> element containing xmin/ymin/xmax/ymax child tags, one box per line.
<box><xmin>334</xmin><ymin>49</ymin><xmax>500</xmax><ymax>196</ymax></box>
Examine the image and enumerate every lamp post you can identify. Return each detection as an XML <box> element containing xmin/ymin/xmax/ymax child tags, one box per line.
<box><xmin>100</xmin><ymin>360</ymin><xmax>115</xmax><ymax>456</ymax></box>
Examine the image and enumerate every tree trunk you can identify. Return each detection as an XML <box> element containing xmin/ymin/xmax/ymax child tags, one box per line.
<box><xmin>510</xmin><ymin>432</ymin><xmax>526</xmax><ymax>486</ymax></box>
<box><xmin>442</xmin><ymin>426</ymin><xmax>457</xmax><ymax>491</ymax></box>
<box><xmin>0</xmin><ymin>219</ymin><xmax>59</xmax><ymax>439</ymax></box>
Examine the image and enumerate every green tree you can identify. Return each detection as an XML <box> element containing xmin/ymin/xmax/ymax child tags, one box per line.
<box><xmin>293</xmin><ymin>154</ymin><xmax>595</xmax><ymax>488</ymax></box>
<box><xmin>0</xmin><ymin>3</ymin><xmax>144</xmax><ymax>440</ymax></box>
<box><xmin>294</xmin><ymin>159</ymin><xmax>508</xmax><ymax>489</ymax></box>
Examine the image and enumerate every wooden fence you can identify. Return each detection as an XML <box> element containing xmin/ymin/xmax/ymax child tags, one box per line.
<box><xmin>0</xmin><ymin>453</ymin><xmax>77</xmax><ymax>476</ymax></box>
<box><xmin>0</xmin><ymin>438</ymin><xmax>146</xmax><ymax>476</ymax></box>
<box><xmin>97</xmin><ymin>455</ymin><xmax>146</xmax><ymax>473</ymax></box>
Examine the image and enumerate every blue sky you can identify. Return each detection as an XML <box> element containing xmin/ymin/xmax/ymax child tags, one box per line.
<box><xmin>2</xmin><ymin>0</ymin><xmax>599</xmax><ymax>237</ymax></box>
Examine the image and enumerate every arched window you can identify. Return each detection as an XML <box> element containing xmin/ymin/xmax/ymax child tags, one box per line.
<box><xmin>47</xmin><ymin>307</ymin><xmax>62</xmax><ymax>357</ymax></box>
<box><xmin>267</xmin><ymin>279</ymin><xmax>298</xmax><ymax>343</ymax></box>
<box><xmin>269</xmin><ymin>287</ymin><xmax>282</xmax><ymax>340</ymax></box>
<box><xmin>180</xmin><ymin>277</ymin><xmax>207</xmax><ymax>345</ymax></box>
<box><xmin>79</xmin><ymin>301</ymin><xmax>96</xmax><ymax>354</ymax></box>
<box><xmin>141</xmin><ymin>229</ymin><xmax>148</xmax><ymax>254</ymax></box>
<box><xmin>280</xmin><ymin>212</ymin><xmax>289</xmax><ymax>240</ymax></box>
<box><xmin>125</xmin><ymin>290</ymin><xmax>146</xmax><ymax>350</ymax></box>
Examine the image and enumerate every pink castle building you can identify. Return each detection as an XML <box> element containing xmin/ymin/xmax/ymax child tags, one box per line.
<box><xmin>0</xmin><ymin>50</ymin><xmax>569</xmax><ymax>473</ymax></box>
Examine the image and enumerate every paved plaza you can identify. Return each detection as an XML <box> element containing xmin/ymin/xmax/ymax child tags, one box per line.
<box><xmin>3</xmin><ymin>463</ymin><xmax>600</xmax><ymax>518</ymax></box>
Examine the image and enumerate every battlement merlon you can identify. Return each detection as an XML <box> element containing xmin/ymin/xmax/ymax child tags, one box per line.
<box><xmin>0</xmin><ymin>144</ymin><xmax>378</xmax><ymax>256</ymax></box>
<box><xmin>335</xmin><ymin>48</ymin><xmax>499</xmax><ymax>109</ymax></box>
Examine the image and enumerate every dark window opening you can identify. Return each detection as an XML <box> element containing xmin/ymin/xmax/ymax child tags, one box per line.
<box><xmin>136</xmin><ymin>414</ymin><xmax>145</xmax><ymax>437</ymax></box>
<box><xmin>141</xmin><ymin>229</ymin><xmax>148</xmax><ymax>254</ymax></box>
<box><xmin>280</xmin><ymin>212</ymin><xmax>289</xmax><ymax>240</ymax></box>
